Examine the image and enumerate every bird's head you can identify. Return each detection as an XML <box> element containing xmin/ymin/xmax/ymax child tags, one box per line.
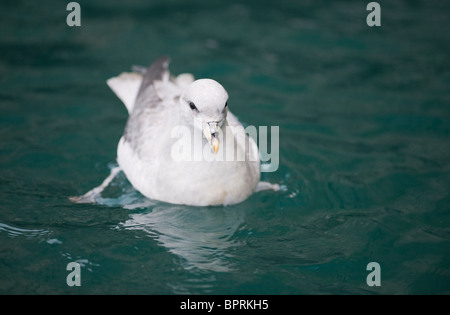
<box><xmin>179</xmin><ymin>79</ymin><xmax>228</xmax><ymax>154</ymax></box>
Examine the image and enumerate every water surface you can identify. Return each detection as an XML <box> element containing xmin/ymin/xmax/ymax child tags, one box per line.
<box><xmin>1</xmin><ymin>0</ymin><xmax>450</xmax><ymax>294</ymax></box>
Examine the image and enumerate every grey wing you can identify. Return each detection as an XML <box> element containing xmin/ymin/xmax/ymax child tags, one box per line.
<box><xmin>124</xmin><ymin>56</ymin><xmax>171</xmax><ymax>153</ymax></box>
<box><xmin>134</xmin><ymin>56</ymin><xmax>171</xmax><ymax>110</ymax></box>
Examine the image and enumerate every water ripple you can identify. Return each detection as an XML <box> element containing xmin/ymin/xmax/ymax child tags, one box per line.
<box><xmin>0</xmin><ymin>222</ymin><xmax>50</xmax><ymax>240</ymax></box>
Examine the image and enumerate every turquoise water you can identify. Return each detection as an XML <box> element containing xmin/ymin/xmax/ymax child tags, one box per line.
<box><xmin>1</xmin><ymin>0</ymin><xmax>450</xmax><ymax>294</ymax></box>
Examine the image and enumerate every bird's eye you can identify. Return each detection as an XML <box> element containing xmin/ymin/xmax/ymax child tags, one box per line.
<box><xmin>188</xmin><ymin>101</ymin><xmax>198</xmax><ymax>111</ymax></box>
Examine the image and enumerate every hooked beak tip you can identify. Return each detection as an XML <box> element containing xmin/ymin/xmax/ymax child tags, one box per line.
<box><xmin>212</xmin><ymin>137</ymin><xmax>219</xmax><ymax>154</ymax></box>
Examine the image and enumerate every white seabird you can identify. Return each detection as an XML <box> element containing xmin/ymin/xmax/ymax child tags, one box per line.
<box><xmin>71</xmin><ymin>56</ymin><xmax>278</xmax><ymax>206</ymax></box>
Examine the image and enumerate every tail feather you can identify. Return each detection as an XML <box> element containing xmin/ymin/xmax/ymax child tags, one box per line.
<box><xmin>107</xmin><ymin>72</ymin><xmax>143</xmax><ymax>114</ymax></box>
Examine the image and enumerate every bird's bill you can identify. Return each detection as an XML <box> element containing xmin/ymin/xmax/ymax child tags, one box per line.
<box><xmin>203</xmin><ymin>122</ymin><xmax>220</xmax><ymax>154</ymax></box>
